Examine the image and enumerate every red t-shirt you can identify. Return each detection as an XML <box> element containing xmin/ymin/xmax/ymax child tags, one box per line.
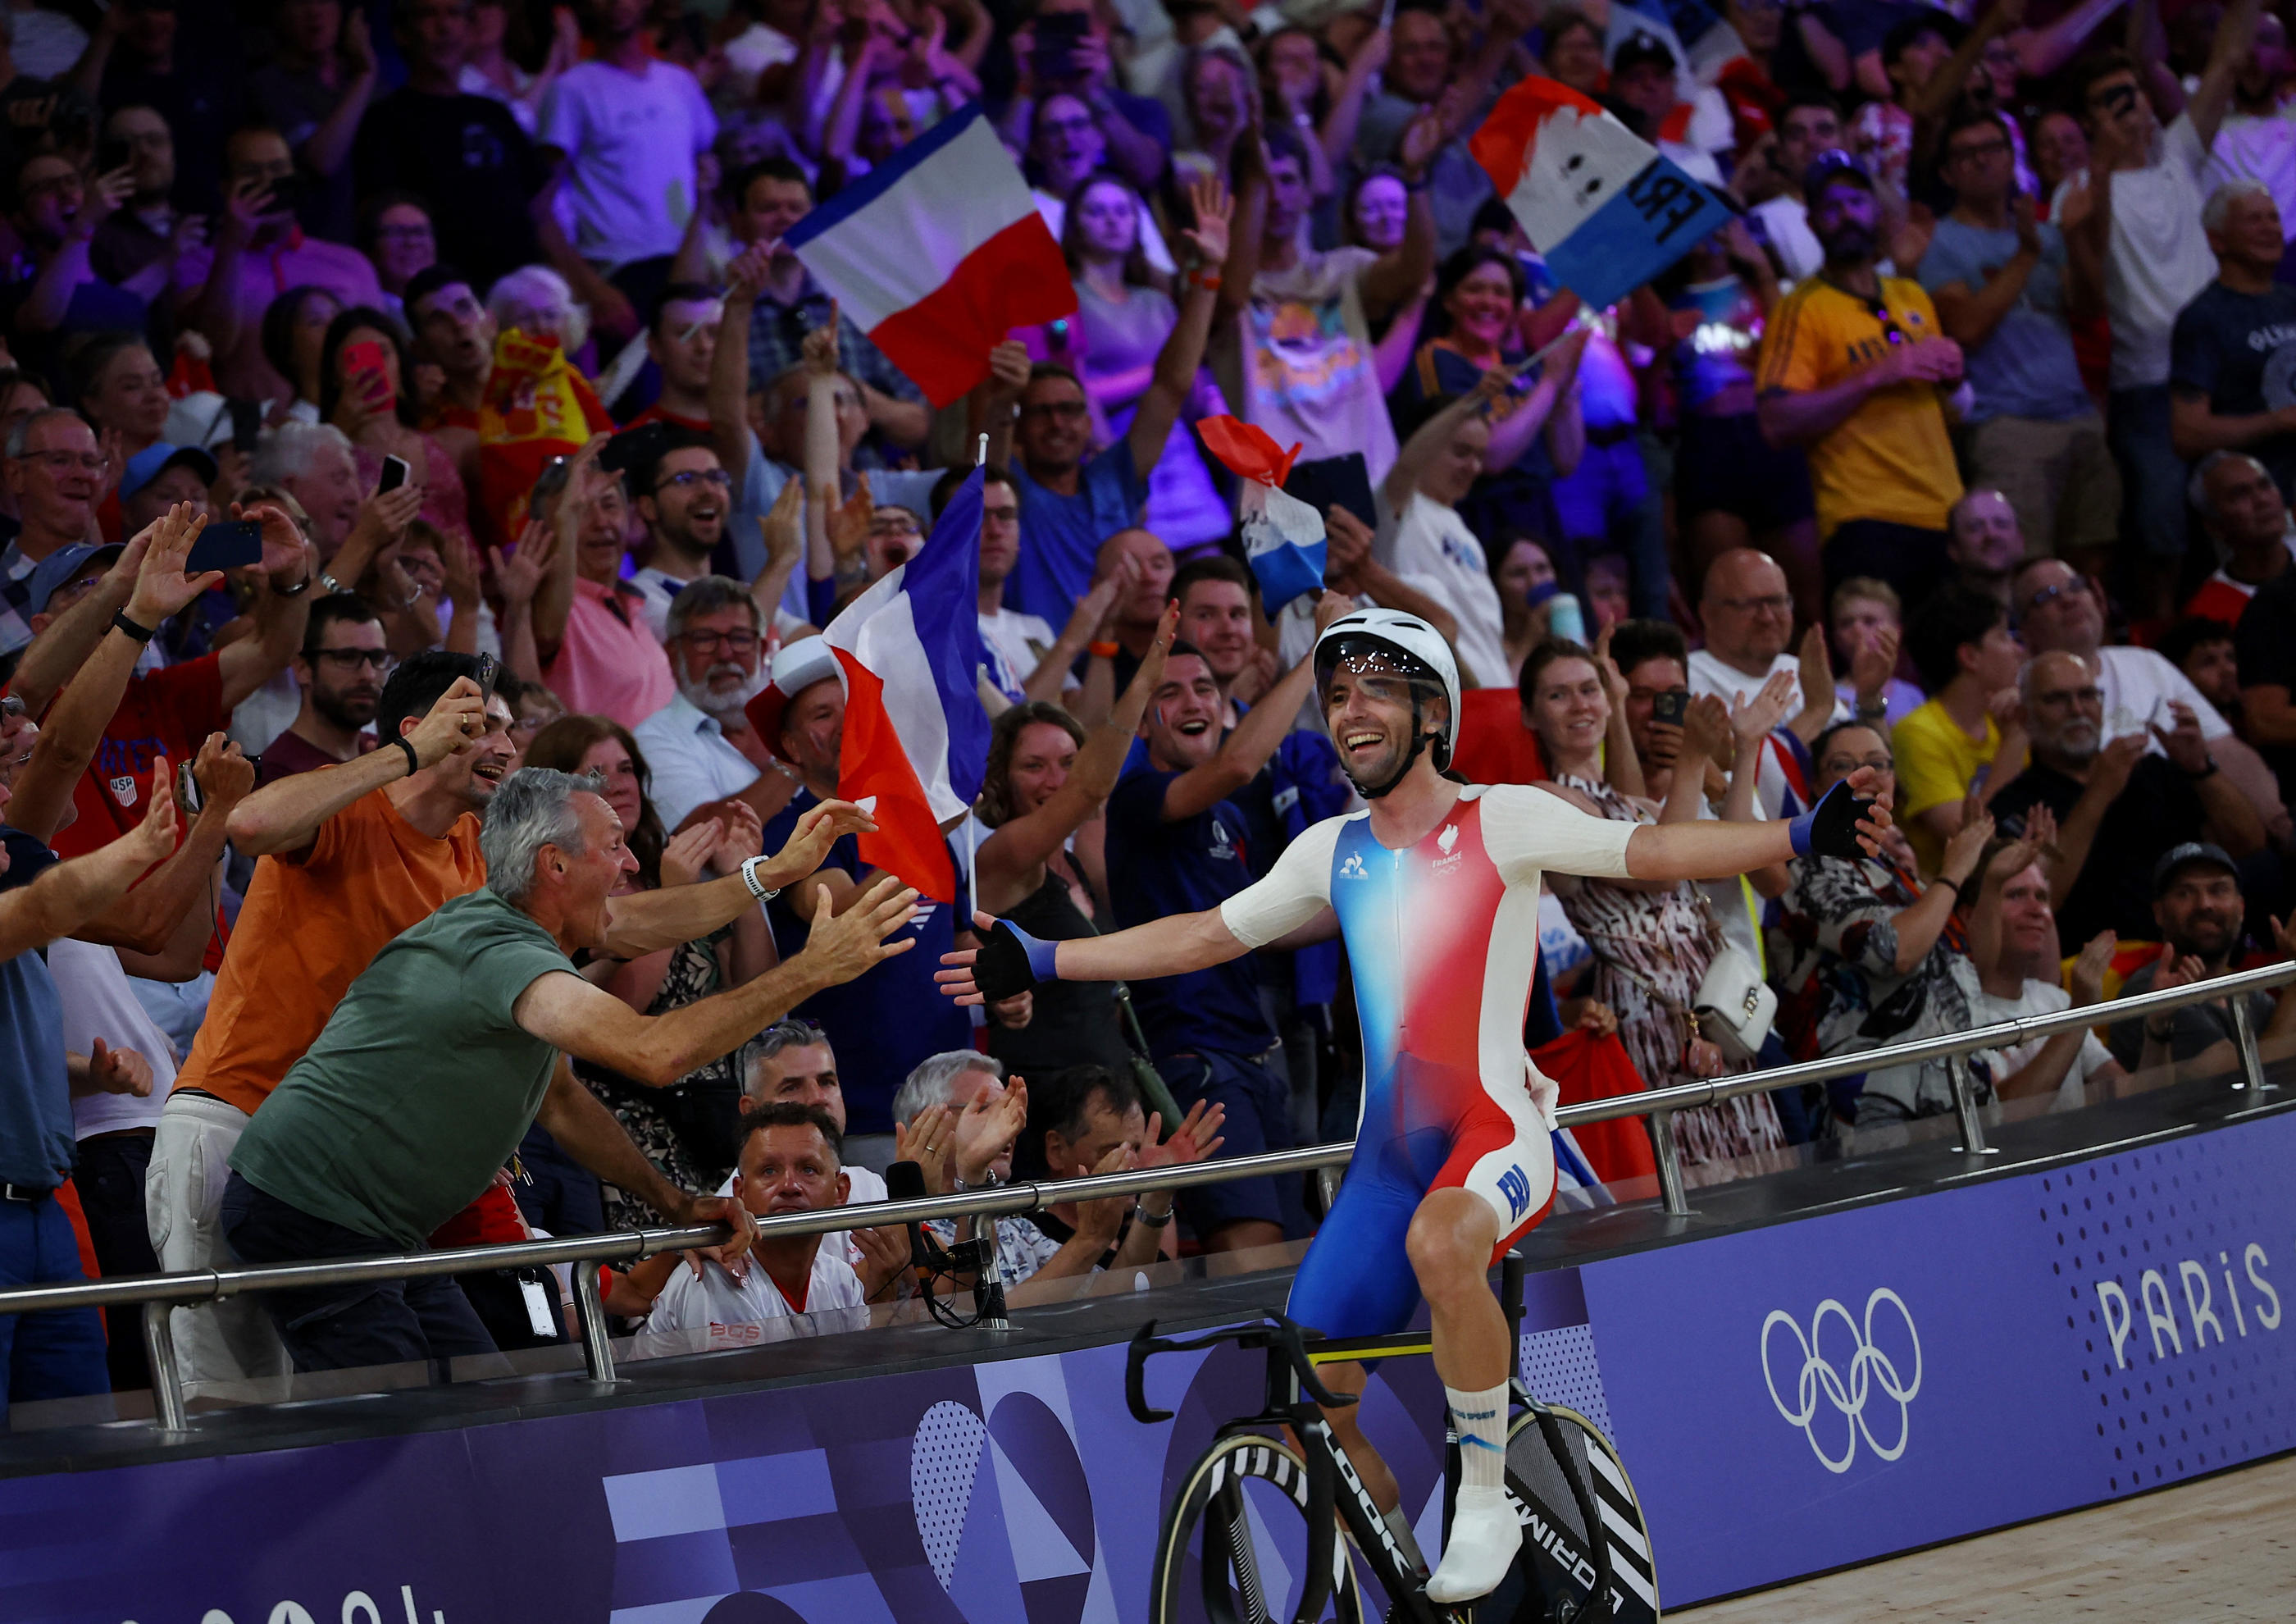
<box><xmin>2182</xmin><ymin>573</ymin><xmax>2256</xmax><ymax>628</ymax></box>
<box><xmin>50</xmin><ymin>655</ymin><xmax>228</xmax><ymax>860</ymax></box>
<box><xmin>621</xmin><ymin>402</ymin><xmax>708</xmax><ymax>434</ymax></box>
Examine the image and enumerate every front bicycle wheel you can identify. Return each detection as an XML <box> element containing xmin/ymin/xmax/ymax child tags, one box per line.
<box><xmin>1149</xmin><ymin>1432</ymin><xmax>1367</xmax><ymax>1624</ymax></box>
<box><xmin>1469</xmin><ymin>1404</ymin><xmax>1659</xmax><ymax>1624</ymax></box>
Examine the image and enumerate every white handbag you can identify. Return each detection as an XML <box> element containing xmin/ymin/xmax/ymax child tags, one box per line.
<box><xmin>1694</xmin><ymin>945</ymin><xmax>1778</xmax><ymax>1065</ymax></box>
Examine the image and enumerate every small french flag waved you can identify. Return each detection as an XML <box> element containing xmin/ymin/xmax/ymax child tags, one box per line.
<box><xmin>1197</xmin><ymin>417</ymin><xmax>1328</xmax><ymax>615</ymax></box>
<box><xmin>786</xmin><ymin>105</ymin><xmax>1078</xmax><ymax>407</ymax></box>
<box><xmin>818</xmin><ymin>470</ymin><xmax>992</xmax><ymax>903</ymax></box>
<box><xmin>1468</xmin><ymin>77</ymin><xmax>1733</xmax><ymax>311</ymax></box>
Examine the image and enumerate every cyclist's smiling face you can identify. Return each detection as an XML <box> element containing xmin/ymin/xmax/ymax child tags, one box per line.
<box><xmin>1324</xmin><ymin>659</ymin><xmax>1435</xmax><ymax>785</ymax></box>
<box><xmin>1142</xmin><ymin>653</ymin><xmax>1225</xmax><ymax>771</ymax></box>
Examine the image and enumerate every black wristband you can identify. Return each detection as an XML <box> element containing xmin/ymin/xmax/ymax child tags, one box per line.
<box><xmin>392</xmin><ymin>736</ymin><xmax>420</xmax><ymax>777</ymax></box>
<box><xmin>2184</xmin><ymin>758</ymin><xmax>2220</xmax><ymax>782</ymax></box>
<box><xmin>1934</xmin><ymin>874</ymin><xmax>1961</xmax><ymax>896</ymax></box>
<box><xmin>111</xmin><ymin>609</ymin><xmax>157</xmax><ymax>643</ymax></box>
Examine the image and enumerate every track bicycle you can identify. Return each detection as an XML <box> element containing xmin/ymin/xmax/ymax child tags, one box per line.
<box><xmin>1124</xmin><ymin>1252</ymin><xmax>1660</xmax><ymax>1624</ymax></box>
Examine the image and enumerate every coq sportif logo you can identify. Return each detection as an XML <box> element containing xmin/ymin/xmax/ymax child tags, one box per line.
<box><xmin>1760</xmin><ymin>1288</ymin><xmax>1923</xmax><ymax>1474</ymax></box>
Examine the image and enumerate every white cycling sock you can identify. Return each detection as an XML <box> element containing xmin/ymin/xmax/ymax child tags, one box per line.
<box><xmin>1447</xmin><ymin>1383</ymin><xmax>1509</xmax><ymax>1492</ymax></box>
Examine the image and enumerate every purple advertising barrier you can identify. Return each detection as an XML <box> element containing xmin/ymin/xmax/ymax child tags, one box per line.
<box><xmin>1579</xmin><ymin>1113</ymin><xmax>2296</xmax><ymax>1607</ymax></box>
<box><xmin>0</xmin><ymin>1331</ymin><xmax>1464</xmax><ymax>1623</ymax></box>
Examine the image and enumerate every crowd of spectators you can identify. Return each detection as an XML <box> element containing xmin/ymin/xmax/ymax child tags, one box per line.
<box><xmin>9</xmin><ymin>0</ymin><xmax>2296</xmax><ymax>1414</ymax></box>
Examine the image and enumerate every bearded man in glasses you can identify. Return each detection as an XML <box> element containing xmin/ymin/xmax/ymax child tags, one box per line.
<box><xmin>1754</xmin><ymin>148</ymin><xmax>1967</xmax><ymax>608</ymax></box>
<box><xmin>633</xmin><ymin>574</ymin><xmax>794</xmax><ymax>833</ymax></box>
<box><xmin>258</xmin><ymin>593</ymin><xmax>391</xmax><ymax>786</ymax></box>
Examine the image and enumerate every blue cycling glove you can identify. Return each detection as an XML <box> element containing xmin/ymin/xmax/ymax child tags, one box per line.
<box><xmin>975</xmin><ymin>919</ymin><xmax>1060</xmax><ymax>1001</ymax></box>
<box><xmin>1788</xmin><ymin>778</ymin><xmax>1877</xmax><ymax>860</ymax></box>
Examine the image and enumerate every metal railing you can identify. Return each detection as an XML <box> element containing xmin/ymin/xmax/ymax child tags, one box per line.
<box><xmin>7</xmin><ymin>960</ymin><xmax>2292</xmax><ymax>1435</ymax></box>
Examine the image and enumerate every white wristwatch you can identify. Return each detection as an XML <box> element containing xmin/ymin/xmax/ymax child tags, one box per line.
<box><xmin>739</xmin><ymin>856</ymin><xmax>780</xmax><ymax>902</ymax></box>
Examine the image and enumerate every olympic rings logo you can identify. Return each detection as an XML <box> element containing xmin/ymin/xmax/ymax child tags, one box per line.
<box><xmin>1759</xmin><ymin>1289</ymin><xmax>1923</xmax><ymax>1475</ymax></box>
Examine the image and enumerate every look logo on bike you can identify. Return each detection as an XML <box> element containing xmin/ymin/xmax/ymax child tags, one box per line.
<box><xmin>941</xmin><ymin>599</ymin><xmax>1891</xmax><ymax>1603</ymax></box>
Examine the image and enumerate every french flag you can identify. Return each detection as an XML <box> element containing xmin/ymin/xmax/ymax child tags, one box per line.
<box><xmin>1468</xmin><ymin>77</ymin><xmax>1732</xmax><ymax>310</ymax></box>
<box><xmin>1197</xmin><ymin>417</ymin><xmax>1328</xmax><ymax>615</ymax></box>
<box><xmin>785</xmin><ymin>104</ymin><xmax>1078</xmax><ymax>407</ymax></box>
<box><xmin>816</xmin><ymin>470</ymin><xmax>992</xmax><ymax>903</ymax></box>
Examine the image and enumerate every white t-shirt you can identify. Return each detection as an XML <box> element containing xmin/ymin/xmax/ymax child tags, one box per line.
<box><xmin>642</xmin><ymin>1246</ymin><xmax>868</xmax><ymax>1348</ymax></box>
<box><xmin>55</xmin><ymin>939</ymin><xmax>180</xmax><ymax>1138</ymax></box>
<box><xmin>1383</xmin><ymin>490</ymin><xmax>1510</xmax><ymax>690</ymax></box>
<box><xmin>538</xmin><ymin>60</ymin><xmax>719</xmax><ymax>268</ymax></box>
<box><xmin>711</xmin><ymin>1161</ymin><xmax>886</xmax><ymax>1269</ymax></box>
<box><xmin>1973</xmin><ymin>980</ymin><xmax>2116</xmax><ymax>1108</ymax></box>
<box><xmin>2053</xmin><ymin>115</ymin><xmax>2217</xmax><ymax>390</ymax></box>
<box><xmin>2093</xmin><ymin>644</ymin><xmax>2232</xmax><ymax>748</ymax></box>
<box><xmin>979</xmin><ymin>605</ymin><xmax>1063</xmax><ymax>702</ymax></box>
<box><xmin>1244</xmin><ymin>247</ymin><xmax>1399</xmax><ymax>487</ymax></box>
<box><xmin>2205</xmin><ymin>105</ymin><xmax>2296</xmax><ymax>244</ymax></box>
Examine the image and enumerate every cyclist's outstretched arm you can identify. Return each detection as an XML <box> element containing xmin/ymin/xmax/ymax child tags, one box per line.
<box><xmin>939</xmin><ymin>821</ymin><xmax>1342</xmax><ymax>1005</ymax></box>
<box><xmin>938</xmin><ymin>907</ymin><xmax>1246</xmax><ymax>1003</ymax></box>
<box><xmin>1624</xmin><ymin>765</ymin><xmax>1892</xmax><ymax>880</ymax></box>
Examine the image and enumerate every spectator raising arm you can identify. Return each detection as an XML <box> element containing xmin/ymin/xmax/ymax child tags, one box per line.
<box><xmin>0</xmin><ymin>761</ymin><xmax>180</xmax><ymax>964</ymax></box>
<box><xmin>979</xmin><ymin>605</ymin><xmax>1177</xmax><ymax>914</ymax></box>
<box><xmin>8</xmin><ymin>506</ymin><xmax>221</xmax><ymax>842</ymax></box>
<box><xmin>1123</xmin><ymin>176</ymin><xmax>1232</xmax><ymax>481</ymax></box>
<box><xmin>713</xmin><ymin>244</ymin><xmax>769</xmax><ymax>500</ymax></box>
<box><xmin>2186</xmin><ymin>0</ymin><xmax>2265</xmax><ymax>151</ymax></box>
<box><xmin>590</xmin><ymin>797</ymin><xmax>877</xmax><ymax>959</ymax></box>
<box><xmin>1322</xmin><ymin>504</ymin><xmax>1458</xmax><ymax>644</ymax></box>
<box><xmin>1357</xmin><ymin>105</ymin><xmax>1443</xmax><ymax>324</ymax></box>
<box><xmin>226</xmin><ymin>677</ymin><xmax>494</xmax><ymax>856</ymax></box>
<box><xmin>1154</xmin><ymin>618</ymin><xmax>1334</xmax><ymax>823</ymax></box>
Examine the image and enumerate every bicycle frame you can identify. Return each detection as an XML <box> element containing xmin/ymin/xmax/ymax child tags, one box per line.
<box><xmin>1125</xmin><ymin>1252</ymin><xmax>1617</xmax><ymax>1624</ymax></box>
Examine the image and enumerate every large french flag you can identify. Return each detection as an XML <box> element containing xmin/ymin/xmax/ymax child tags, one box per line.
<box><xmin>818</xmin><ymin>470</ymin><xmax>991</xmax><ymax>903</ymax></box>
<box><xmin>1469</xmin><ymin>77</ymin><xmax>1732</xmax><ymax>310</ymax></box>
<box><xmin>786</xmin><ymin>104</ymin><xmax>1077</xmax><ymax>407</ymax></box>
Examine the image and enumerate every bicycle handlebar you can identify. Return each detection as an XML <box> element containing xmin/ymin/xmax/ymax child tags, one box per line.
<box><xmin>1124</xmin><ymin>1314</ymin><xmax>1356</xmax><ymax>1424</ymax></box>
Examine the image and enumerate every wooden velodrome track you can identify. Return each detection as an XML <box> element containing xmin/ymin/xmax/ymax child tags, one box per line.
<box><xmin>1682</xmin><ymin>1453</ymin><xmax>2296</xmax><ymax>1621</ymax></box>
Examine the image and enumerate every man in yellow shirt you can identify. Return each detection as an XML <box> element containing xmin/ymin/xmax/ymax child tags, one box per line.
<box><xmin>1756</xmin><ymin>148</ymin><xmax>1967</xmax><ymax>609</ymax></box>
<box><xmin>1893</xmin><ymin>584</ymin><xmax>2029</xmax><ymax>874</ymax></box>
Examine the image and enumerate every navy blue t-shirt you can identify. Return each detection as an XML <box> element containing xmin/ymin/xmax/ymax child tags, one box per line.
<box><xmin>0</xmin><ymin>827</ymin><xmax>69</xmax><ymax>1188</ymax></box>
<box><xmin>1006</xmin><ymin>441</ymin><xmax>1146</xmax><ymax>628</ymax></box>
<box><xmin>758</xmin><ymin>789</ymin><xmax>970</xmax><ymax>1134</ymax></box>
<box><xmin>1104</xmin><ymin>766</ymin><xmax>1277</xmax><ymax>1061</ymax></box>
<box><xmin>2170</xmin><ymin>280</ymin><xmax>2296</xmax><ymax>504</ymax></box>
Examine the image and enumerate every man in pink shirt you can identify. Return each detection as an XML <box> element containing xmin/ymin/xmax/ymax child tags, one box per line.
<box><xmin>534</xmin><ymin>439</ymin><xmax>674</xmax><ymax>728</ymax></box>
<box><xmin>175</xmin><ymin>128</ymin><xmax>383</xmax><ymax>402</ymax></box>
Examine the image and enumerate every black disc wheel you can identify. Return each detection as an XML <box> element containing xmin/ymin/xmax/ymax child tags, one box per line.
<box><xmin>1149</xmin><ymin>1433</ymin><xmax>1367</xmax><ymax>1624</ymax></box>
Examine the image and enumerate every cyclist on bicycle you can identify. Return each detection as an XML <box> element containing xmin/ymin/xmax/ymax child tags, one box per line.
<box><xmin>939</xmin><ymin>604</ymin><xmax>1889</xmax><ymax>1603</ymax></box>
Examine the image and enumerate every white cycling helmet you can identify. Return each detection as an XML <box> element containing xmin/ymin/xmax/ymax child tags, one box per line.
<box><xmin>1312</xmin><ymin>606</ymin><xmax>1462</xmax><ymax>797</ymax></box>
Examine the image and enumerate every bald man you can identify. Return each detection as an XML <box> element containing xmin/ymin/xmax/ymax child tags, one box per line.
<box><xmin>1945</xmin><ymin>489</ymin><xmax>2025</xmax><ymax>607</ymax></box>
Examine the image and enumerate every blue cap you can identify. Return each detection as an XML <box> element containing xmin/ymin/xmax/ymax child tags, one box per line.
<box><xmin>118</xmin><ymin>441</ymin><xmax>219</xmax><ymax>505</ymax></box>
<box><xmin>25</xmin><ymin>541</ymin><xmax>124</xmax><ymax>615</ymax></box>
<box><xmin>1804</xmin><ymin>148</ymin><xmax>1874</xmax><ymax>200</ymax></box>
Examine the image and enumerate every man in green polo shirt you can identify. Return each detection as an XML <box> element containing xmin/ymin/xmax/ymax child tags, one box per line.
<box><xmin>223</xmin><ymin>767</ymin><xmax>921</xmax><ymax>1372</ymax></box>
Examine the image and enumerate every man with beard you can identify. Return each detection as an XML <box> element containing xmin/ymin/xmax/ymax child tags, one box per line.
<box><xmin>257</xmin><ymin>593</ymin><xmax>386</xmax><ymax>785</ymax></box>
<box><xmin>1991</xmin><ymin>650</ymin><xmax>2265</xmax><ymax>946</ymax></box>
<box><xmin>2107</xmin><ymin>843</ymin><xmax>2293</xmax><ymax>1071</ymax></box>
<box><xmin>618</xmin><ymin>425</ymin><xmax>727</xmax><ymax>641</ymax></box>
<box><xmin>633</xmin><ymin>575</ymin><xmax>794</xmax><ymax>833</ymax></box>
<box><xmin>1756</xmin><ymin>149</ymin><xmax>1965</xmax><ymax>606</ymax></box>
